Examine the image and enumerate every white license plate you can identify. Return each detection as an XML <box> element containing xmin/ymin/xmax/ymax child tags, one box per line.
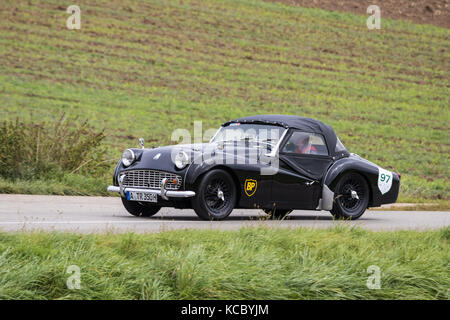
<box><xmin>127</xmin><ymin>191</ymin><xmax>157</xmax><ymax>203</ymax></box>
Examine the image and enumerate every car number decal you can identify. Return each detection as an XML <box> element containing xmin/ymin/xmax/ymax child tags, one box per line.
<box><xmin>378</xmin><ymin>167</ymin><xmax>393</xmax><ymax>195</ymax></box>
<box><xmin>244</xmin><ymin>179</ymin><xmax>257</xmax><ymax>197</ymax></box>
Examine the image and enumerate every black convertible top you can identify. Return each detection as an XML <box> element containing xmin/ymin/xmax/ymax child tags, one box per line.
<box><xmin>223</xmin><ymin>115</ymin><xmax>346</xmax><ymax>157</ymax></box>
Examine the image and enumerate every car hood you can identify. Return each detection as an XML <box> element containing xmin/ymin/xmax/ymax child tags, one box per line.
<box><xmin>119</xmin><ymin>142</ymin><xmax>265</xmax><ymax>173</ymax></box>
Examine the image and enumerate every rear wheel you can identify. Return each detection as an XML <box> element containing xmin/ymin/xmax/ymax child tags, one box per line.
<box><xmin>121</xmin><ymin>197</ymin><xmax>161</xmax><ymax>217</ymax></box>
<box><xmin>264</xmin><ymin>208</ymin><xmax>292</xmax><ymax>220</ymax></box>
<box><xmin>192</xmin><ymin>169</ymin><xmax>236</xmax><ymax>220</ymax></box>
<box><xmin>330</xmin><ymin>172</ymin><xmax>369</xmax><ymax>220</ymax></box>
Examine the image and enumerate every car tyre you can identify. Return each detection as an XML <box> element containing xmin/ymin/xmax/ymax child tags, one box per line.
<box><xmin>330</xmin><ymin>172</ymin><xmax>369</xmax><ymax>220</ymax></box>
<box><xmin>121</xmin><ymin>197</ymin><xmax>161</xmax><ymax>217</ymax></box>
<box><xmin>192</xmin><ymin>169</ymin><xmax>236</xmax><ymax>221</ymax></box>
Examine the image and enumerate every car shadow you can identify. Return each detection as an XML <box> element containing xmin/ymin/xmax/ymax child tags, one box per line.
<box><xmin>143</xmin><ymin>214</ymin><xmax>338</xmax><ymax>221</ymax></box>
<box><xmin>117</xmin><ymin>211</ymin><xmax>376</xmax><ymax>222</ymax></box>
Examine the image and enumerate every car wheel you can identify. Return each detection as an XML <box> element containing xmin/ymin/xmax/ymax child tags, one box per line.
<box><xmin>121</xmin><ymin>197</ymin><xmax>161</xmax><ymax>217</ymax></box>
<box><xmin>330</xmin><ymin>172</ymin><xmax>369</xmax><ymax>220</ymax></box>
<box><xmin>263</xmin><ymin>208</ymin><xmax>292</xmax><ymax>220</ymax></box>
<box><xmin>192</xmin><ymin>169</ymin><xmax>236</xmax><ymax>220</ymax></box>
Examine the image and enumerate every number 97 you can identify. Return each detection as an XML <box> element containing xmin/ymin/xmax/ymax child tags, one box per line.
<box><xmin>380</xmin><ymin>174</ymin><xmax>390</xmax><ymax>183</ymax></box>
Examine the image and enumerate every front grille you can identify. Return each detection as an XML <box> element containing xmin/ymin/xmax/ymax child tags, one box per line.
<box><xmin>122</xmin><ymin>170</ymin><xmax>182</xmax><ymax>190</ymax></box>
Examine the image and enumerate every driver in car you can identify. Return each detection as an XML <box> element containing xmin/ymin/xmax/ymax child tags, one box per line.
<box><xmin>295</xmin><ymin>135</ymin><xmax>317</xmax><ymax>154</ymax></box>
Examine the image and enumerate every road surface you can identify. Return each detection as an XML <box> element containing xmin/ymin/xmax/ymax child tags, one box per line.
<box><xmin>0</xmin><ymin>194</ymin><xmax>448</xmax><ymax>233</ymax></box>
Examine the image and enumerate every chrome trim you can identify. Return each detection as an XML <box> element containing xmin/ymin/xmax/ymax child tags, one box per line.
<box><xmin>316</xmin><ymin>185</ymin><xmax>334</xmax><ymax>210</ymax></box>
<box><xmin>217</xmin><ymin>189</ymin><xmax>224</xmax><ymax>201</ymax></box>
<box><xmin>160</xmin><ymin>178</ymin><xmax>168</xmax><ymax>200</ymax></box>
<box><xmin>175</xmin><ymin>151</ymin><xmax>189</xmax><ymax>169</ymax></box>
<box><xmin>316</xmin><ymin>199</ymin><xmax>323</xmax><ymax>210</ymax></box>
<box><xmin>107</xmin><ymin>186</ymin><xmax>195</xmax><ymax>198</ymax></box>
<box><xmin>118</xmin><ymin>174</ymin><xmax>125</xmax><ymax>198</ymax></box>
<box><xmin>121</xmin><ymin>169</ymin><xmax>182</xmax><ymax>190</ymax></box>
<box><xmin>122</xmin><ymin>149</ymin><xmax>135</xmax><ymax>167</ymax></box>
<box><xmin>139</xmin><ymin>138</ymin><xmax>145</xmax><ymax>149</ymax></box>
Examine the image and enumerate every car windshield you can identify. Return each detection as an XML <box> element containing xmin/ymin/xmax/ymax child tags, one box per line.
<box><xmin>211</xmin><ymin>123</ymin><xmax>286</xmax><ymax>149</ymax></box>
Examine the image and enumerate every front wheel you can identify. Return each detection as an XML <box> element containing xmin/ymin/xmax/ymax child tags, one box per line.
<box><xmin>191</xmin><ymin>169</ymin><xmax>236</xmax><ymax>220</ymax></box>
<box><xmin>330</xmin><ymin>172</ymin><xmax>369</xmax><ymax>220</ymax></box>
<box><xmin>121</xmin><ymin>197</ymin><xmax>161</xmax><ymax>217</ymax></box>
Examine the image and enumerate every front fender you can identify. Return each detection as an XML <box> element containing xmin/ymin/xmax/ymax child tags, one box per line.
<box><xmin>183</xmin><ymin>155</ymin><xmax>274</xmax><ymax>209</ymax></box>
<box><xmin>183</xmin><ymin>146</ymin><xmax>260</xmax><ymax>189</ymax></box>
<box><xmin>183</xmin><ymin>153</ymin><xmax>246</xmax><ymax>189</ymax></box>
<box><xmin>183</xmin><ymin>158</ymin><xmax>218</xmax><ymax>189</ymax></box>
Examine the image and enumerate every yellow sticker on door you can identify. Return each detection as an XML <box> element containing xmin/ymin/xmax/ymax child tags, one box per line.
<box><xmin>244</xmin><ymin>179</ymin><xmax>257</xmax><ymax>197</ymax></box>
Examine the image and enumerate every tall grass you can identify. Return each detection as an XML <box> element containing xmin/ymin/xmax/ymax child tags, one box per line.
<box><xmin>0</xmin><ymin>227</ymin><xmax>448</xmax><ymax>300</ymax></box>
<box><xmin>0</xmin><ymin>114</ymin><xmax>110</xmax><ymax>181</ymax></box>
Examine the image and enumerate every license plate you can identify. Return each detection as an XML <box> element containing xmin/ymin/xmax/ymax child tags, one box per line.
<box><xmin>127</xmin><ymin>191</ymin><xmax>157</xmax><ymax>203</ymax></box>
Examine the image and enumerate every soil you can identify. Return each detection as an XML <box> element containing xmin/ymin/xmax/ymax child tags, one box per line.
<box><xmin>267</xmin><ymin>0</ymin><xmax>450</xmax><ymax>28</ymax></box>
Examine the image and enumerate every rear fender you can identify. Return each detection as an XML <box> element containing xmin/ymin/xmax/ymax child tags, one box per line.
<box><xmin>323</xmin><ymin>157</ymin><xmax>379</xmax><ymax>207</ymax></box>
<box><xmin>323</xmin><ymin>156</ymin><xmax>399</xmax><ymax>207</ymax></box>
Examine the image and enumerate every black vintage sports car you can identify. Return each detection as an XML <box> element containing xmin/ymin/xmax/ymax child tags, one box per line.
<box><xmin>108</xmin><ymin>115</ymin><xmax>400</xmax><ymax>220</ymax></box>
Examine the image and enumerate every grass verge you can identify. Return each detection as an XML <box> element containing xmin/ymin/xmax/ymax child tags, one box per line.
<box><xmin>0</xmin><ymin>226</ymin><xmax>448</xmax><ymax>299</ymax></box>
<box><xmin>0</xmin><ymin>174</ymin><xmax>109</xmax><ymax>196</ymax></box>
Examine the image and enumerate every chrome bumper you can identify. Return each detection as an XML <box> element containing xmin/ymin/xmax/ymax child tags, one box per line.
<box><xmin>106</xmin><ymin>186</ymin><xmax>196</xmax><ymax>199</ymax></box>
<box><xmin>109</xmin><ymin>174</ymin><xmax>195</xmax><ymax>200</ymax></box>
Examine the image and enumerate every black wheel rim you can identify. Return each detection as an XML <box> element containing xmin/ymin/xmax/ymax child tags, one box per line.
<box><xmin>204</xmin><ymin>177</ymin><xmax>232</xmax><ymax>215</ymax></box>
<box><xmin>338</xmin><ymin>176</ymin><xmax>366</xmax><ymax>214</ymax></box>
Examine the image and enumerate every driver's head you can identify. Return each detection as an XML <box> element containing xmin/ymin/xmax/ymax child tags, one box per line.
<box><xmin>294</xmin><ymin>135</ymin><xmax>309</xmax><ymax>148</ymax></box>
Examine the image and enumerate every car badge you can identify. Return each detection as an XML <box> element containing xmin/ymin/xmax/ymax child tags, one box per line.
<box><xmin>244</xmin><ymin>179</ymin><xmax>257</xmax><ymax>197</ymax></box>
<box><xmin>153</xmin><ymin>153</ymin><xmax>161</xmax><ymax>160</ymax></box>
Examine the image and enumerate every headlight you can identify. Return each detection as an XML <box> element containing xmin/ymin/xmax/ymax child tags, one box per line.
<box><xmin>174</xmin><ymin>151</ymin><xmax>189</xmax><ymax>169</ymax></box>
<box><xmin>121</xmin><ymin>149</ymin><xmax>135</xmax><ymax>167</ymax></box>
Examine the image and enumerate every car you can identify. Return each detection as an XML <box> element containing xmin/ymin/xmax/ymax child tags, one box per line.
<box><xmin>107</xmin><ymin>115</ymin><xmax>400</xmax><ymax>220</ymax></box>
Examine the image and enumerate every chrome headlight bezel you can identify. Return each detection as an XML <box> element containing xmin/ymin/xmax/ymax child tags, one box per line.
<box><xmin>121</xmin><ymin>149</ymin><xmax>135</xmax><ymax>167</ymax></box>
<box><xmin>174</xmin><ymin>151</ymin><xmax>190</xmax><ymax>169</ymax></box>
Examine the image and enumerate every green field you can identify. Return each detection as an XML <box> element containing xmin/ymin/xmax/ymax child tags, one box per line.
<box><xmin>0</xmin><ymin>227</ymin><xmax>448</xmax><ymax>299</ymax></box>
<box><xmin>0</xmin><ymin>0</ymin><xmax>448</xmax><ymax>202</ymax></box>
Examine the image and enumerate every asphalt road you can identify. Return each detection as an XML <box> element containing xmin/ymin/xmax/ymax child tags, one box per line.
<box><xmin>0</xmin><ymin>194</ymin><xmax>448</xmax><ymax>233</ymax></box>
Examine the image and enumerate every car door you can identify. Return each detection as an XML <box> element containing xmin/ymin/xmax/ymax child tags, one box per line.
<box><xmin>272</xmin><ymin>130</ymin><xmax>333</xmax><ymax>209</ymax></box>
